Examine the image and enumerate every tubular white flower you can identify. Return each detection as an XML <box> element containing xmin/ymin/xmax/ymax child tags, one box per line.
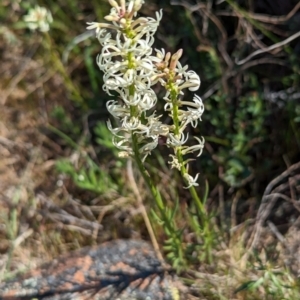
<box><xmin>139</xmin><ymin>136</ymin><xmax>159</xmax><ymax>161</ymax></box>
<box><xmin>145</xmin><ymin>113</ymin><xmax>170</xmax><ymax>137</ymax></box>
<box><xmin>127</xmin><ymin>0</ymin><xmax>134</xmax><ymax>14</ymax></box>
<box><xmin>133</xmin><ymin>10</ymin><xmax>163</xmax><ymax>37</ymax></box>
<box><xmin>180</xmin><ymin>111</ymin><xmax>201</xmax><ymax>128</ymax></box>
<box><xmin>183</xmin><ymin>172</ymin><xmax>200</xmax><ymax>189</ymax></box>
<box><xmin>123</xmin><ymin>69</ymin><xmax>135</xmax><ymax>85</ymax></box>
<box><xmin>107</xmin><ymin>120</ymin><xmax>129</xmax><ymax>137</ymax></box>
<box><xmin>154</xmin><ymin>48</ymin><xmax>166</xmax><ymax>60</ymax></box>
<box><xmin>180</xmin><ymin>94</ymin><xmax>204</xmax><ymax>111</ymax></box>
<box><xmin>104</xmin><ymin>77</ymin><xmax>127</xmax><ymax>92</ymax></box>
<box><xmin>95</xmin><ymin>29</ymin><xmax>114</xmax><ymax>45</ymax></box>
<box><xmin>178</xmin><ymin>70</ymin><xmax>201</xmax><ymax>91</ymax></box>
<box><xmin>112</xmin><ymin>136</ymin><xmax>132</xmax><ymax>152</ymax></box>
<box><xmin>108</xmin><ymin>0</ymin><xmax>119</xmax><ymax>10</ymax></box>
<box><xmin>173</xmin><ymin>61</ymin><xmax>188</xmax><ymax>80</ymax></box>
<box><xmin>167</xmin><ymin>132</ymin><xmax>189</xmax><ymax>147</ymax></box>
<box><xmin>86</xmin><ymin>22</ymin><xmax>118</xmax><ymax>34</ymax></box>
<box><xmin>176</xmin><ymin>95</ymin><xmax>204</xmax><ymax>128</ymax></box>
<box><xmin>122</xmin><ymin>116</ymin><xmax>149</xmax><ymax>134</ymax></box>
<box><xmin>181</xmin><ymin>136</ymin><xmax>205</xmax><ymax>157</ymax></box>
<box><xmin>106</xmin><ymin>100</ymin><xmax>130</xmax><ymax>118</ymax></box>
<box><xmin>137</xmin><ymin>90</ymin><xmax>157</xmax><ymax>110</ymax></box>
<box><xmin>133</xmin><ymin>0</ymin><xmax>144</xmax><ymax>13</ymax></box>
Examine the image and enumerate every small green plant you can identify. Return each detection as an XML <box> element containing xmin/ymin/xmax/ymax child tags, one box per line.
<box><xmin>87</xmin><ymin>0</ymin><xmax>214</xmax><ymax>269</ymax></box>
<box><xmin>205</xmin><ymin>88</ymin><xmax>267</xmax><ymax>188</ymax></box>
<box><xmin>51</xmin><ymin>106</ymin><xmax>81</xmax><ymax>136</ymax></box>
<box><xmin>94</xmin><ymin>121</ymin><xmax>120</xmax><ymax>156</ymax></box>
<box><xmin>235</xmin><ymin>256</ymin><xmax>298</xmax><ymax>300</ymax></box>
<box><xmin>56</xmin><ymin>157</ymin><xmax>118</xmax><ymax>194</ymax></box>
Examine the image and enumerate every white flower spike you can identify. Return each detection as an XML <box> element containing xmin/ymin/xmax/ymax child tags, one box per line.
<box><xmin>88</xmin><ymin>0</ymin><xmax>205</xmax><ymax>188</ymax></box>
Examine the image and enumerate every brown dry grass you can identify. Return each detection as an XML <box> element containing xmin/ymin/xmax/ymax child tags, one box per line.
<box><xmin>0</xmin><ymin>32</ymin><xmax>138</xmax><ymax>280</ymax></box>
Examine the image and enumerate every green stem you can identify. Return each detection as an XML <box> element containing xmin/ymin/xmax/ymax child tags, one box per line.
<box><xmin>132</xmin><ymin>134</ymin><xmax>185</xmax><ymax>266</ymax></box>
<box><xmin>170</xmin><ymin>88</ymin><xmax>206</xmax><ymax>222</ymax></box>
<box><xmin>169</xmin><ymin>86</ymin><xmax>213</xmax><ymax>263</ymax></box>
<box><xmin>128</xmin><ymin>83</ymin><xmax>185</xmax><ymax>267</ymax></box>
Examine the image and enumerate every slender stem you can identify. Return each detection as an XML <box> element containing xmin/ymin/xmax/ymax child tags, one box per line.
<box><xmin>168</xmin><ymin>85</ymin><xmax>214</xmax><ymax>263</ymax></box>
<box><xmin>169</xmin><ymin>88</ymin><xmax>207</xmax><ymax>222</ymax></box>
<box><xmin>127</xmin><ymin>79</ymin><xmax>185</xmax><ymax>267</ymax></box>
<box><xmin>131</xmin><ymin>135</ymin><xmax>185</xmax><ymax>265</ymax></box>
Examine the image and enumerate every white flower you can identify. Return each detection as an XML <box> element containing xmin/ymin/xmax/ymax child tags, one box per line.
<box><xmin>106</xmin><ymin>100</ymin><xmax>130</xmax><ymax>118</ymax></box>
<box><xmin>24</xmin><ymin>6</ymin><xmax>53</xmax><ymax>32</ymax></box>
<box><xmin>177</xmin><ymin>95</ymin><xmax>204</xmax><ymax>128</ymax></box>
<box><xmin>86</xmin><ymin>22</ymin><xmax>118</xmax><ymax>35</ymax></box>
<box><xmin>139</xmin><ymin>136</ymin><xmax>159</xmax><ymax>161</ymax></box>
<box><xmin>183</xmin><ymin>172</ymin><xmax>200</xmax><ymax>189</ymax></box>
<box><xmin>112</xmin><ymin>136</ymin><xmax>132</xmax><ymax>152</ymax></box>
<box><xmin>107</xmin><ymin>120</ymin><xmax>129</xmax><ymax>138</ymax></box>
<box><xmin>180</xmin><ymin>110</ymin><xmax>202</xmax><ymax>128</ymax></box>
<box><xmin>133</xmin><ymin>0</ymin><xmax>145</xmax><ymax>13</ymax></box>
<box><xmin>154</xmin><ymin>48</ymin><xmax>166</xmax><ymax>60</ymax></box>
<box><xmin>137</xmin><ymin>89</ymin><xmax>157</xmax><ymax>110</ymax></box>
<box><xmin>190</xmin><ymin>94</ymin><xmax>204</xmax><ymax>110</ymax></box>
<box><xmin>122</xmin><ymin>116</ymin><xmax>149</xmax><ymax>134</ymax></box>
<box><xmin>178</xmin><ymin>70</ymin><xmax>201</xmax><ymax>91</ymax></box>
<box><xmin>174</xmin><ymin>61</ymin><xmax>188</xmax><ymax>76</ymax></box>
<box><xmin>132</xmin><ymin>10</ymin><xmax>163</xmax><ymax>38</ymax></box>
<box><xmin>181</xmin><ymin>136</ymin><xmax>205</xmax><ymax>157</ymax></box>
<box><xmin>167</xmin><ymin>132</ymin><xmax>189</xmax><ymax>147</ymax></box>
<box><xmin>168</xmin><ymin>155</ymin><xmax>182</xmax><ymax>170</ymax></box>
<box><xmin>147</xmin><ymin>114</ymin><xmax>169</xmax><ymax>136</ymax></box>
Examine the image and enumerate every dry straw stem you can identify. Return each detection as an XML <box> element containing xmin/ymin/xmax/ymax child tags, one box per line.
<box><xmin>242</xmin><ymin>161</ymin><xmax>300</xmax><ymax>265</ymax></box>
<box><xmin>126</xmin><ymin>159</ymin><xmax>164</xmax><ymax>264</ymax></box>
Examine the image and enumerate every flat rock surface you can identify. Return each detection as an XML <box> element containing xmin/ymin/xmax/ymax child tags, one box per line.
<box><xmin>0</xmin><ymin>240</ymin><xmax>181</xmax><ymax>300</ymax></box>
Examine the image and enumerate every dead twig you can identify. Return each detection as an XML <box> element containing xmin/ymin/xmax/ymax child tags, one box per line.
<box><xmin>236</xmin><ymin>31</ymin><xmax>300</xmax><ymax>65</ymax></box>
<box><xmin>242</xmin><ymin>162</ymin><xmax>300</xmax><ymax>264</ymax></box>
<box><xmin>263</xmin><ymin>162</ymin><xmax>300</xmax><ymax>198</ymax></box>
<box><xmin>217</xmin><ymin>2</ymin><xmax>300</xmax><ymax>24</ymax></box>
<box><xmin>203</xmin><ymin>58</ymin><xmax>286</xmax><ymax>99</ymax></box>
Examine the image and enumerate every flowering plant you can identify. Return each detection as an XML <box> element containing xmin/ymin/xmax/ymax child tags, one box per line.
<box><xmin>23</xmin><ymin>5</ymin><xmax>53</xmax><ymax>32</ymax></box>
<box><xmin>88</xmin><ymin>0</ymin><xmax>213</xmax><ymax>267</ymax></box>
